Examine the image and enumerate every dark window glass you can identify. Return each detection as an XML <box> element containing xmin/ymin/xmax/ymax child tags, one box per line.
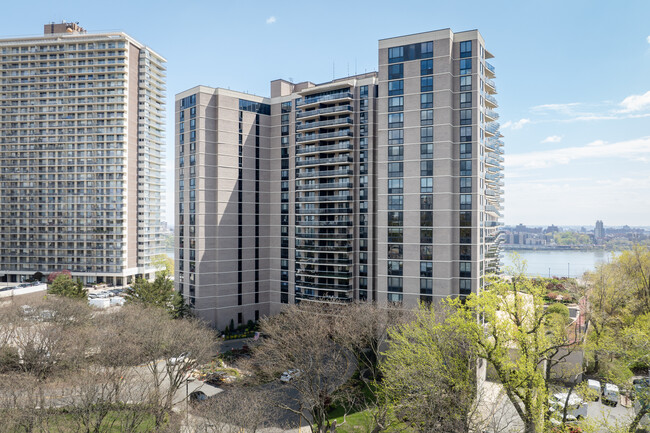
<box><xmin>388</xmin><ymin>260</ymin><xmax>403</xmax><ymax>276</ymax></box>
<box><xmin>420</xmin><ymin>126</ymin><xmax>433</xmax><ymax>143</ymax></box>
<box><xmin>388</xmin><ymin>162</ymin><xmax>403</xmax><ymax>177</ymax></box>
<box><xmin>460</xmin><ymin>76</ymin><xmax>472</xmax><ymax>91</ymax></box>
<box><xmin>460</xmin><ymin>143</ymin><xmax>472</xmax><ymax>159</ymax></box>
<box><xmin>460</xmin><ymin>40</ymin><xmax>472</xmax><ymax>58</ymax></box>
<box><xmin>460</xmin><ymin>109</ymin><xmax>472</xmax><ymax>125</ymax></box>
<box><xmin>420</xmin><ymin>160</ymin><xmax>433</xmax><ymax>176</ymax></box>
<box><xmin>388</xmin><ymin>113</ymin><xmax>404</xmax><ymax>128</ymax></box>
<box><xmin>388</xmin><ymin>211</ymin><xmax>403</xmax><ymax>226</ymax></box>
<box><xmin>421</xmin><ymin>59</ymin><xmax>433</xmax><ymax>75</ymax></box>
<box><xmin>460</xmin><ymin>245</ymin><xmax>471</xmax><ymax>260</ymax></box>
<box><xmin>387</xmin><ymin>277</ymin><xmax>403</xmax><ymax>292</ymax></box>
<box><xmin>421</xmin><ymin>41</ymin><xmax>433</xmax><ymax>58</ymax></box>
<box><xmin>420</xmin><ymin>228</ymin><xmax>432</xmax><ymax>243</ymax></box>
<box><xmin>420</xmin><ymin>177</ymin><xmax>433</xmax><ymax>193</ymax></box>
<box><xmin>388</xmin><ymin>96</ymin><xmax>404</xmax><ymax>112</ymax></box>
<box><xmin>460</xmin><ymin>59</ymin><xmax>472</xmax><ymax>75</ymax></box>
<box><xmin>460</xmin><ymin>194</ymin><xmax>472</xmax><ymax>210</ymax></box>
<box><xmin>388</xmin><ymin>80</ymin><xmax>404</xmax><ymax>96</ymax></box>
<box><xmin>420</xmin><ymin>278</ymin><xmax>433</xmax><ymax>294</ymax></box>
<box><xmin>388</xmin><ymin>244</ymin><xmax>403</xmax><ymax>259</ymax></box>
<box><xmin>460</xmin><ymin>211</ymin><xmax>472</xmax><ymax>226</ymax></box>
<box><xmin>460</xmin><ymin>126</ymin><xmax>472</xmax><ymax>142</ymax></box>
<box><xmin>460</xmin><ymin>177</ymin><xmax>472</xmax><ymax>193</ymax></box>
<box><xmin>421</xmin><ymin>76</ymin><xmax>433</xmax><ymax>92</ymax></box>
<box><xmin>460</xmin><ymin>92</ymin><xmax>472</xmax><ymax>108</ymax></box>
<box><xmin>388</xmin><ymin>227</ymin><xmax>403</xmax><ymax>242</ymax></box>
<box><xmin>421</xmin><ymin>93</ymin><xmax>433</xmax><ymax>109</ymax></box>
<box><xmin>420</xmin><ymin>245</ymin><xmax>433</xmax><ymax>260</ymax></box>
<box><xmin>460</xmin><ymin>160</ymin><xmax>472</xmax><ymax>176</ymax></box>
<box><xmin>420</xmin><ymin>143</ymin><xmax>433</xmax><ymax>159</ymax></box>
<box><xmin>420</xmin><ymin>262</ymin><xmax>433</xmax><ymax>277</ymax></box>
<box><xmin>460</xmin><ymin>279</ymin><xmax>472</xmax><ymax>295</ymax></box>
<box><xmin>460</xmin><ymin>228</ymin><xmax>472</xmax><ymax>243</ymax></box>
<box><xmin>388</xmin><ymin>129</ymin><xmax>404</xmax><ymax>144</ymax></box>
<box><xmin>420</xmin><ymin>211</ymin><xmax>433</xmax><ymax>226</ymax></box>
<box><xmin>420</xmin><ymin>194</ymin><xmax>433</xmax><ymax>209</ymax></box>
<box><xmin>388</xmin><ymin>46</ymin><xmax>404</xmax><ymax>63</ymax></box>
<box><xmin>420</xmin><ymin>109</ymin><xmax>433</xmax><ymax>125</ymax></box>
<box><xmin>388</xmin><ymin>145</ymin><xmax>403</xmax><ymax>161</ymax></box>
<box><xmin>388</xmin><ymin>64</ymin><xmax>403</xmax><ymax>80</ymax></box>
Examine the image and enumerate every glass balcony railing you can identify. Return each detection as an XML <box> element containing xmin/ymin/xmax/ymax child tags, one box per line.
<box><xmin>296</xmin><ymin>195</ymin><xmax>352</xmax><ymax>203</ymax></box>
<box><xmin>295</xmin><ymin>91</ymin><xmax>353</xmax><ymax>107</ymax></box>
<box><xmin>295</xmin><ymin>207</ymin><xmax>353</xmax><ymax>214</ymax></box>
<box><xmin>296</xmin><ymin>182</ymin><xmax>352</xmax><ymax>191</ymax></box>
<box><xmin>296</xmin><ymin>105</ymin><xmax>353</xmax><ymax>119</ymax></box>
<box><xmin>296</xmin><ymin>141</ymin><xmax>352</xmax><ymax>155</ymax></box>
<box><xmin>296</xmin><ymin>117</ymin><xmax>353</xmax><ymax>131</ymax></box>
<box><xmin>296</xmin><ymin>220</ymin><xmax>353</xmax><ymax>227</ymax></box>
<box><xmin>484</xmin><ymin>93</ymin><xmax>498</xmax><ymax>107</ymax></box>
<box><xmin>485</xmin><ymin>122</ymin><xmax>500</xmax><ymax>135</ymax></box>
<box><xmin>485</xmin><ymin>109</ymin><xmax>499</xmax><ymax>120</ymax></box>
<box><xmin>296</xmin><ymin>155</ymin><xmax>353</xmax><ymax>167</ymax></box>
<box><xmin>486</xmin><ymin>61</ymin><xmax>495</xmax><ymax>74</ymax></box>
<box><xmin>296</xmin><ymin>130</ymin><xmax>353</xmax><ymax>143</ymax></box>
<box><xmin>296</xmin><ymin>169</ymin><xmax>353</xmax><ymax>179</ymax></box>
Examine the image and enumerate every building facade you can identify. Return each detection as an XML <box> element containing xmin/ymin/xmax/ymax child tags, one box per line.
<box><xmin>0</xmin><ymin>23</ymin><xmax>166</xmax><ymax>284</ymax></box>
<box><xmin>175</xmin><ymin>29</ymin><xmax>503</xmax><ymax>329</ymax></box>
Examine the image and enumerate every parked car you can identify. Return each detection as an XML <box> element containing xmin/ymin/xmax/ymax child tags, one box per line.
<box><xmin>586</xmin><ymin>379</ymin><xmax>601</xmax><ymax>401</ymax></box>
<box><xmin>602</xmin><ymin>383</ymin><xmax>620</xmax><ymax>406</ymax></box>
<box><xmin>548</xmin><ymin>392</ymin><xmax>588</xmax><ymax>422</ymax></box>
<box><xmin>280</xmin><ymin>369</ymin><xmax>302</xmax><ymax>383</ymax></box>
<box><xmin>169</xmin><ymin>352</ymin><xmax>189</xmax><ymax>365</ymax></box>
<box><xmin>189</xmin><ymin>390</ymin><xmax>207</xmax><ymax>403</ymax></box>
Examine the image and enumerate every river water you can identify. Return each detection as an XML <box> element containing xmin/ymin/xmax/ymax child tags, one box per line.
<box><xmin>501</xmin><ymin>249</ymin><xmax>619</xmax><ymax>278</ymax></box>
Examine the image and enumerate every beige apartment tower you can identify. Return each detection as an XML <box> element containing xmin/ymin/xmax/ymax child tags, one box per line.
<box><xmin>0</xmin><ymin>23</ymin><xmax>166</xmax><ymax>284</ymax></box>
<box><xmin>175</xmin><ymin>29</ymin><xmax>503</xmax><ymax>329</ymax></box>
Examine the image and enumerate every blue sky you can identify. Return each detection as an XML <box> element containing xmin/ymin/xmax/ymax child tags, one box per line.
<box><xmin>2</xmin><ymin>0</ymin><xmax>650</xmax><ymax>227</ymax></box>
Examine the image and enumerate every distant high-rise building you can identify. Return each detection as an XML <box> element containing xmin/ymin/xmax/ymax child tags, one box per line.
<box><xmin>175</xmin><ymin>29</ymin><xmax>503</xmax><ymax>329</ymax></box>
<box><xmin>594</xmin><ymin>220</ymin><xmax>605</xmax><ymax>240</ymax></box>
<box><xmin>0</xmin><ymin>22</ymin><xmax>166</xmax><ymax>284</ymax></box>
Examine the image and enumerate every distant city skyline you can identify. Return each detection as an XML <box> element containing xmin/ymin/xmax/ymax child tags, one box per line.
<box><xmin>1</xmin><ymin>0</ymin><xmax>649</xmax><ymax>226</ymax></box>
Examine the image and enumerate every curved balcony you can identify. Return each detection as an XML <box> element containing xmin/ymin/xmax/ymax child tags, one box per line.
<box><xmin>296</xmin><ymin>169</ymin><xmax>353</xmax><ymax>179</ymax></box>
<box><xmin>296</xmin><ymin>129</ymin><xmax>353</xmax><ymax>144</ymax></box>
<box><xmin>295</xmin><ymin>207</ymin><xmax>352</xmax><ymax>215</ymax></box>
<box><xmin>296</xmin><ymin>182</ymin><xmax>352</xmax><ymax>191</ymax></box>
<box><xmin>485</xmin><ymin>78</ymin><xmax>497</xmax><ymax>94</ymax></box>
<box><xmin>296</xmin><ymin>194</ymin><xmax>352</xmax><ymax>203</ymax></box>
<box><xmin>296</xmin><ymin>117</ymin><xmax>353</xmax><ymax>132</ymax></box>
<box><xmin>485</xmin><ymin>109</ymin><xmax>499</xmax><ymax>121</ymax></box>
<box><xmin>296</xmin><ymin>155</ymin><xmax>352</xmax><ymax>167</ymax></box>
<box><xmin>484</xmin><ymin>93</ymin><xmax>498</xmax><ymax>108</ymax></box>
<box><xmin>296</xmin><ymin>141</ymin><xmax>353</xmax><ymax>155</ymax></box>
<box><xmin>295</xmin><ymin>91</ymin><xmax>353</xmax><ymax>108</ymax></box>
<box><xmin>296</xmin><ymin>104</ymin><xmax>353</xmax><ymax>120</ymax></box>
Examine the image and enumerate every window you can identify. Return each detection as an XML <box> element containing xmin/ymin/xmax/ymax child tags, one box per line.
<box><xmin>388</xmin><ymin>80</ymin><xmax>404</xmax><ymax>96</ymax></box>
<box><xmin>388</xmin><ymin>96</ymin><xmax>404</xmax><ymax>112</ymax></box>
<box><xmin>421</xmin><ymin>109</ymin><xmax>433</xmax><ymax>125</ymax></box>
<box><xmin>420</xmin><ymin>178</ymin><xmax>433</xmax><ymax>193</ymax></box>
<box><xmin>420</xmin><ymin>262</ymin><xmax>433</xmax><ymax>277</ymax></box>
<box><xmin>388</xmin><ymin>293</ymin><xmax>403</xmax><ymax>303</ymax></box>
<box><xmin>460</xmin><ymin>109</ymin><xmax>472</xmax><ymax>125</ymax></box>
<box><xmin>387</xmin><ymin>277</ymin><xmax>403</xmax><ymax>292</ymax></box>
<box><xmin>460</xmin><ymin>59</ymin><xmax>472</xmax><ymax>75</ymax></box>
<box><xmin>460</xmin><ymin>245</ymin><xmax>471</xmax><ymax>260</ymax></box>
<box><xmin>388</xmin><ymin>64</ymin><xmax>403</xmax><ymax>80</ymax></box>
<box><xmin>453</xmin><ymin>177</ymin><xmax>471</xmax><ymax>197</ymax></box>
<box><xmin>388</xmin><ymin>244</ymin><xmax>403</xmax><ymax>259</ymax></box>
<box><xmin>388</xmin><ymin>113</ymin><xmax>404</xmax><ymax>128</ymax></box>
<box><xmin>421</xmin><ymin>93</ymin><xmax>433</xmax><ymax>109</ymax></box>
<box><xmin>421</xmin><ymin>76</ymin><xmax>433</xmax><ymax>92</ymax></box>
<box><xmin>420</xmin><ymin>245</ymin><xmax>433</xmax><ymax>260</ymax></box>
<box><xmin>420</xmin><ymin>228</ymin><xmax>433</xmax><ymax>243</ymax></box>
<box><xmin>420</xmin><ymin>279</ymin><xmax>433</xmax><ymax>294</ymax></box>
<box><xmin>388</xmin><ymin>145</ymin><xmax>403</xmax><ymax>161</ymax></box>
<box><xmin>388</xmin><ymin>162</ymin><xmax>403</xmax><ymax>177</ymax></box>
<box><xmin>388</xmin><ymin>260</ymin><xmax>403</xmax><ymax>276</ymax></box>
<box><xmin>421</xmin><ymin>194</ymin><xmax>433</xmax><ymax>209</ymax></box>
<box><xmin>460</xmin><ymin>160</ymin><xmax>472</xmax><ymax>176</ymax></box>
<box><xmin>460</xmin><ymin>76</ymin><xmax>472</xmax><ymax>91</ymax></box>
<box><xmin>460</xmin><ymin>41</ymin><xmax>472</xmax><ymax>58</ymax></box>
<box><xmin>420</xmin><ymin>160</ymin><xmax>433</xmax><ymax>176</ymax></box>
<box><xmin>281</xmin><ymin>101</ymin><xmax>291</xmax><ymax>113</ymax></box>
<box><xmin>388</xmin><ymin>46</ymin><xmax>404</xmax><ymax>63</ymax></box>
<box><xmin>360</xmin><ymin>85</ymin><xmax>369</xmax><ymax>97</ymax></box>
<box><xmin>460</xmin><ymin>126</ymin><xmax>472</xmax><ymax>142</ymax></box>
<box><xmin>460</xmin><ymin>92</ymin><xmax>472</xmax><ymax>108</ymax></box>
<box><xmin>420</xmin><ymin>210</ymin><xmax>433</xmax><ymax>226</ymax></box>
<box><xmin>460</xmin><ymin>279</ymin><xmax>472</xmax><ymax>295</ymax></box>
<box><xmin>460</xmin><ymin>211</ymin><xmax>472</xmax><ymax>226</ymax></box>
<box><xmin>420</xmin><ymin>126</ymin><xmax>433</xmax><ymax>143</ymax></box>
<box><xmin>460</xmin><ymin>143</ymin><xmax>472</xmax><ymax>159</ymax></box>
<box><xmin>388</xmin><ymin>227</ymin><xmax>403</xmax><ymax>242</ymax></box>
<box><xmin>388</xmin><ymin>178</ymin><xmax>403</xmax><ymax>194</ymax></box>
<box><xmin>420</xmin><ymin>143</ymin><xmax>433</xmax><ymax>159</ymax></box>
<box><xmin>460</xmin><ymin>194</ymin><xmax>472</xmax><ymax>210</ymax></box>
<box><xmin>388</xmin><ymin>211</ymin><xmax>403</xmax><ymax>226</ymax></box>
<box><xmin>421</xmin><ymin>41</ymin><xmax>433</xmax><ymax>58</ymax></box>
<box><xmin>421</xmin><ymin>59</ymin><xmax>433</xmax><ymax>75</ymax></box>
<box><xmin>388</xmin><ymin>129</ymin><xmax>404</xmax><ymax>144</ymax></box>
<box><xmin>460</xmin><ymin>228</ymin><xmax>472</xmax><ymax>243</ymax></box>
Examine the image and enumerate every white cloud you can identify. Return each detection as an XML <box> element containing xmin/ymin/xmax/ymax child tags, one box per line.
<box><xmin>266</xmin><ymin>16</ymin><xmax>276</xmax><ymax>24</ymax></box>
<box><xmin>531</xmin><ymin>102</ymin><xmax>581</xmax><ymax>114</ymax></box>
<box><xmin>505</xmin><ymin>136</ymin><xmax>650</xmax><ymax>169</ymax></box>
<box><xmin>647</xmin><ymin>35</ymin><xmax>650</xmax><ymax>44</ymax></box>
<box><xmin>501</xmin><ymin>118</ymin><xmax>530</xmax><ymax>130</ymax></box>
<box><xmin>619</xmin><ymin>90</ymin><xmax>650</xmax><ymax>113</ymax></box>
<box><xmin>541</xmin><ymin>135</ymin><xmax>562</xmax><ymax>144</ymax></box>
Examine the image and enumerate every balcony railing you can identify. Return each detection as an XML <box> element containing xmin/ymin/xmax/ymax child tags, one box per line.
<box><xmin>296</xmin><ymin>220</ymin><xmax>353</xmax><ymax>227</ymax></box>
<box><xmin>296</xmin><ymin>194</ymin><xmax>352</xmax><ymax>202</ymax></box>
<box><xmin>296</xmin><ymin>182</ymin><xmax>352</xmax><ymax>191</ymax></box>
<box><xmin>296</xmin><ymin>130</ymin><xmax>353</xmax><ymax>143</ymax></box>
<box><xmin>296</xmin><ymin>117</ymin><xmax>353</xmax><ymax>131</ymax></box>
<box><xmin>485</xmin><ymin>109</ymin><xmax>499</xmax><ymax>120</ymax></box>
<box><xmin>295</xmin><ymin>207</ymin><xmax>353</xmax><ymax>214</ymax></box>
<box><xmin>296</xmin><ymin>91</ymin><xmax>353</xmax><ymax>107</ymax></box>
<box><xmin>484</xmin><ymin>93</ymin><xmax>498</xmax><ymax>107</ymax></box>
<box><xmin>485</xmin><ymin>122</ymin><xmax>500</xmax><ymax>135</ymax></box>
<box><xmin>296</xmin><ymin>141</ymin><xmax>352</xmax><ymax>155</ymax></box>
<box><xmin>296</xmin><ymin>105</ymin><xmax>353</xmax><ymax>119</ymax></box>
<box><xmin>296</xmin><ymin>155</ymin><xmax>353</xmax><ymax>167</ymax></box>
<box><xmin>486</xmin><ymin>62</ymin><xmax>495</xmax><ymax>74</ymax></box>
<box><xmin>296</xmin><ymin>169</ymin><xmax>352</xmax><ymax>179</ymax></box>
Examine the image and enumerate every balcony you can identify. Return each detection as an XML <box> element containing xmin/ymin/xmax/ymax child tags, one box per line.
<box><xmin>296</xmin><ymin>129</ymin><xmax>353</xmax><ymax>144</ymax></box>
<box><xmin>297</xmin><ymin>220</ymin><xmax>353</xmax><ymax>227</ymax></box>
<box><xmin>296</xmin><ymin>257</ymin><xmax>352</xmax><ymax>265</ymax></box>
<box><xmin>485</xmin><ymin>61</ymin><xmax>496</xmax><ymax>78</ymax></box>
<box><xmin>297</xmin><ymin>270</ymin><xmax>352</xmax><ymax>279</ymax></box>
<box><xmin>296</xmin><ymin>182</ymin><xmax>352</xmax><ymax>191</ymax></box>
<box><xmin>485</xmin><ymin>121</ymin><xmax>500</xmax><ymax>136</ymax></box>
<box><xmin>484</xmin><ymin>93</ymin><xmax>498</xmax><ymax>108</ymax></box>
<box><xmin>295</xmin><ymin>91</ymin><xmax>353</xmax><ymax>108</ymax></box>
<box><xmin>485</xmin><ymin>109</ymin><xmax>499</xmax><ymax>121</ymax></box>
<box><xmin>295</xmin><ymin>244</ymin><xmax>353</xmax><ymax>252</ymax></box>
<box><xmin>296</xmin><ymin>168</ymin><xmax>352</xmax><ymax>179</ymax></box>
<box><xmin>485</xmin><ymin>78</ymin><xmax>497</xmax><ymax>94</ymax></box>
<box><xmin>295</xmin><ymin>232</ymin><xmax>353</xmax><ymax>240</ymax></box>
<box><xmin>296</xmin><ymin>117</ymin><xmax>353</xmax><ymax>131</ymax></box>
<box><xmin>295</xmin><ymin>207</ymin><xmax>352</xmax><ymax>215</ymax></box>
<box><xmin>296</xmin><ymin>281</ymin><xmax>353</xmax><ymax>291</ymax></box>
<box><xmin>296</xmin><ymin>105</ymin><xmax>353</xmax><ymax>120</ymax></box>
<box><xmin>295</xmin><ymin>155</ymin><xmax>352</xmax><ymax>167</ymax></box>
<box><xmin>296</xmin><ymin>141</ymin><xmax>353</xmax><ymax>155</ymax></box>
<box><xmin>485</xmin><ymin>137</ymin><xmax>504</xmax><ymax>153</ymax></box>
<box><xmin>296</xmin><ymin>194</ymin><xmax>352</xmax><ymax>203</ymax></box>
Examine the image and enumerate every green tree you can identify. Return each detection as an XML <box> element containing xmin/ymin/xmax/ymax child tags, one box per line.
<box><xmin>124</xmin><ymin>275</ymin><xmax>173</xmax><ymax>309</ymax></box>
<box><xmin>169</xmin><ymin>290</ymin><xmax>192</xmax><ymax>319</ymax></box>
<box><xmin>152</xmin><ymin>253</ymin><xmax>174</xmax><ymax>277</ymax></box>
<box><xmin>48</xmin><ymin>274</ymin><xmax>87</xmax><ymax>299</ymax></box>
<box><xmin>380</xmin><ymin>304</ymin><xmax>479</xmax><ymax>433</ymax></box>
<box><xmin>447</xmin><ymin>275</ymin><xmax>571</xmax><ymax>433</ymax></box>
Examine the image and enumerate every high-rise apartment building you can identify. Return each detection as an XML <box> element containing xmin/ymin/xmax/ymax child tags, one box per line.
<box><xmin>175</xmin><ymin>29</ymin><xmax>503</xmax><ymax>329</ymax></box>
<box><xmin>0</xmin><ymin>22</ymin><xmax>166</xmax><ymax>284</ymax></box>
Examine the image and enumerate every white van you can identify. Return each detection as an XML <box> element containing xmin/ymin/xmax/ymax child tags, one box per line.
<box><xmin>549</xmin><ymin>392</ymin><xmax>588</xmax><ymax>421</ymax></box>
<box><xmin>587</xmin><ymin>379</ymin><xmax>601</xmax><ymax>401</ymax></box>
<box><xmin>603</xmin><ymin>383</ymin><xmax>619</xmax><ymax>406</ymax></box>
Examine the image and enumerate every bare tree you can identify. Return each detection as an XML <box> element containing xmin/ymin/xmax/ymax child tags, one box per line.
<box><xmin>252</xmin><ymin>302</ymin><xmax>358</xmax><ymax>433</ymax></box>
